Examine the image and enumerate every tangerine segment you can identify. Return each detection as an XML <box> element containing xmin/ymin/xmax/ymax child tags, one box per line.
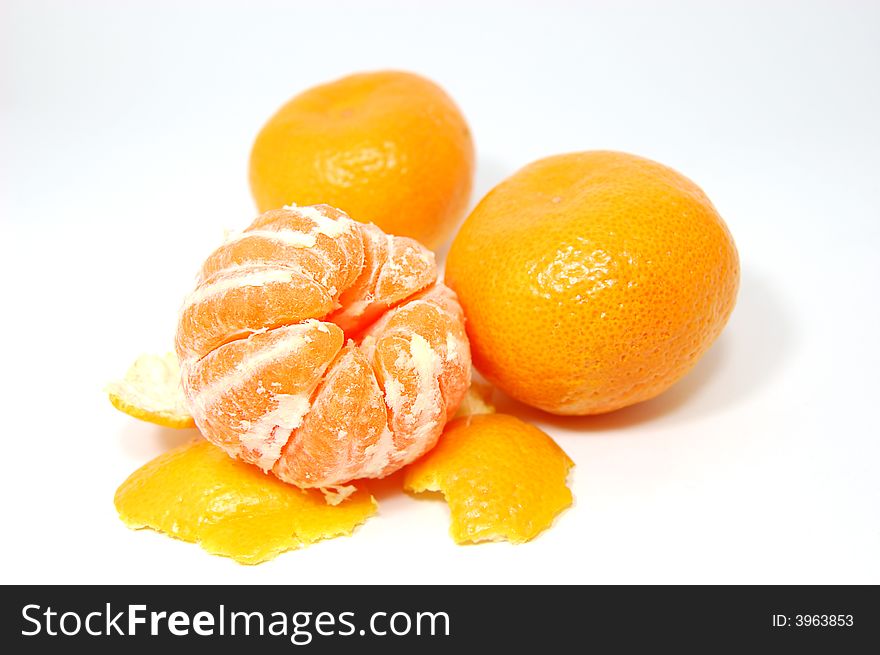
<box><xmin>183</xmin><ymin>320</ymin><xmax>344</xmax><ymax>471</ymax></box>
<box><xmin>404</xmin><ymin>414</ymin><xmax>573</xmax><ymax>544</ymax></box>
<box><xmin>198</xmin><ymin>205</ymin><xmax>364</xmax><ymax>291</ymax></box>
<box><xmin>175</xmin><ymin>205</ymin><xmax>470</xmax><ymax>489</ymax></box>
<box><xmin>114</xmin><ymin>439</ymin><xmax>377</xmax><ymax>565</ymax></box>
<box><xmin>107</xmin><ymin>352</ymin><xmax>194</xmax><ymax>429</ymax></box>
<box><xmin>178</xmin><ymin>264</ymin><xmax>337</xmax><ymax>362</ymax></box>
<box><xmin>332</xmin><ymin>222</ymin><xmax>436</xmax><ymax>335</ymax></box>
<box><xmin>361</xmin><ymin>284</ymin><xmax>471</xmax><ymax>464</ymax></box>
<box><xmin>273</xmin><ymin>343</ymin><xmax>390</xmax><ymax>487</ymax></box>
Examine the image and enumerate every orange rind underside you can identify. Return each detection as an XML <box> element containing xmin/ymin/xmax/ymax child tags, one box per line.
<box><xmin>114</xmin><ymin>439</ymin><xmax>377</xmax><ymax>564</ymax></box>
<box><xmin>404</xmin><ymin>414</ymin><xmax>573</xmax><ymax>544</ymax></box>
<box><xmin>175</xmin><ymin>204</ymin><xmax>471</xmax><ymax>489</ymax></box>
<box><xmin>453</xmin><ymin>379</ymin><xmax>495</xmax><ymax>418</ymax></box>
<box><xmin>107</xmin><ymin>352</ymin><xmax>195</xmax><ymax>429</ymax></box>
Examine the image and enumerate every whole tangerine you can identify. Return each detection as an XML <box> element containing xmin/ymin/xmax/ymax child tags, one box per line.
<box><xmin>249</xmin><ymin>70</ymin><xmax>474</xmax><ymax>250</ymax></box>
<box><xmin>445</xmin><ymin>151</ymin><xmax>739</xmax><ymax>415</ymax></box>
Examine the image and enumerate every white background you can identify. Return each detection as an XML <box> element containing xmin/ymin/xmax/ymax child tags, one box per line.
<box><xmin>2</xmin><ymin>0</ymin><xmax>878</xmax><ymax>584</ymax></box>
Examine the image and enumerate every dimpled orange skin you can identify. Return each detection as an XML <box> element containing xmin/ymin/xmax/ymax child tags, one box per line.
<box><xmin>249</xmin><ymin>71</ymin><xmax>474</xmax><ymax>250</ymax></box>
<box><xmin>445</xmin><ymin>151</ymin><xmax>739</xmax><ymax>415</ymax></box>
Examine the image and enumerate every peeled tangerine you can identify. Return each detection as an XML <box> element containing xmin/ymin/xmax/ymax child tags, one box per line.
<box><xmin>115</xmin><ymin>439</ymin><xmax>376</xmax><ymax>564</ymax></box>
<box><xmin>404</xmin><ymin>414</ymin><xmax>574</xmax><ymax>544</ymax></box>
<box><xmin>175</xmin><ymin>204</ymin><xmax>471</xmax><ymax>489</ymax></box>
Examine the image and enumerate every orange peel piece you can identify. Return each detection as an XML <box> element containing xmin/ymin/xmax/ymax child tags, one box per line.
<box><xmin>114</xmin><ymin>439</ymin><xmax>376</xmax><ymax>564</ymax></box>
<box><xmin>404</xmin><ymin>414</ymin><xmax>573</xmax><ymax>544</ymax></box>
<box><xmin>453</xmin><ymin>379</ymin><xmax>496</xmax><ymax>418</ymax></box>
<box><xmin>107</xmin><ymin>352</ymin><xmax>194</xmax><ymax>429</ymax></box>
